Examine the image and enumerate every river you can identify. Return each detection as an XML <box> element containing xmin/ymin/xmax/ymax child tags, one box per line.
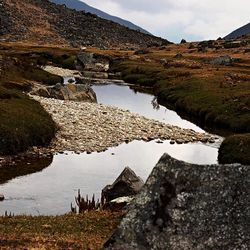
<box><xmin>0</xmin><ymin>84</ymin><xmax>220</xmax><ymax>215</ymax></box>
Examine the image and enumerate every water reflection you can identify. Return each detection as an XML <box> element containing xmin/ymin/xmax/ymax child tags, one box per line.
<box><xmin>0</xmin><ymin>156</ymin><xmax>53</xmax><ymax>185</ymax></box>
<box><xmin>151</xmin><ymin>96</ymin><xmax>160</xmax><ymax>110</ymax></box>
<box><xmin>92</xmin><ymin>84</ymin><xmax>204</xmax><ymax>132</ymax></box>
<box><xmin>0</xmin><ymin>140</ymin><xmax>218</xmax><ymax>215</ymax></box>
<box><xmin>0</xmin><ymin>83</ymin><xmax>221</xmax><ymax>215</ymax></box>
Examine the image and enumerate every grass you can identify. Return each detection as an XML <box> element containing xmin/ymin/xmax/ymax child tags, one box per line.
<box><xmin>0</xmin><ymin>44</ymin><xmax>82</xmax><ymax>155</ymax></box>
<box><xmin>112</xmin><ymin>58</ymin><xmax>250</xmax><ymax>134</ymax></box>
<box><xmin>0</xmin><ymin>87</ymin><xmax>57</xmax><ymax>155</ymax></box>
<box><xmin>0</xmin><ymin>211</ymin><xmax>124</xmax><ymax>250</ymax></box>
<box><xmin>109</xmin><ymin>44</ymin><xmax>250</xmax><ymax>164</ymax></box>
<box><xmin>218</xmin><ymin>134</ymin><xmax>250</xmax><ymax>165</ymax></box>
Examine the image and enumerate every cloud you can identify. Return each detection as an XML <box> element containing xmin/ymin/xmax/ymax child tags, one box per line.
<box><xmin>83</xmin><ymin>0</ymin><xmax>250</xmax><ymax>42</ymax></box>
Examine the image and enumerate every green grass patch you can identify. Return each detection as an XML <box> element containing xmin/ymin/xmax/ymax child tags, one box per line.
<box><xmin>0</xmin><ymin>87</ymin><xmax>56</xmax><ymax>155</ymax></box>
<box><xmin>113</xmin><ymin>60</ymin><xmax>250</xmax><ymax>134</ymax></box>
<box><xmin>218</xmin><ymin>134</ymin><xmax>250</xmax><ymax>165</ymax></box>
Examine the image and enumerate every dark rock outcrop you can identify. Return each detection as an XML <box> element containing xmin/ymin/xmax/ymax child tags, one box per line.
<box><xmin>102</xmin><ymin>167</ymin><xmax>144</xmax><ymax>203</ymax></box>
<box><xmin>104</xmin><ymin>154</ymin><xmax>250</xmax><ymax>250</ymax></box>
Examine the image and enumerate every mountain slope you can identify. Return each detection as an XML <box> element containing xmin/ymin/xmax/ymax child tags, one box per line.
<box><xmin>225</xmin><ymin>23</ymin><xmax>250</xmax><ymax>40</ymax></box>
<box><xmin>0</xmin><ymin>0</ymin><xmax>168</xmax><ymax>48</ymax></box>
<box><xmin>50</xmin><ymin>0</ymin><xmax>150</xmax><ymax>35</ymax></box>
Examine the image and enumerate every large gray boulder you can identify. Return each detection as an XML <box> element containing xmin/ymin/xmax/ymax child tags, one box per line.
<box><xmin>32</xmin><ymin>83</ymin><xmax>97</xmax><ymax>102</ymax></box>
<box><xmin>104</xmin><ymin>154</ymin><xmax>250</xmax><ymax>250</ymax></box>
<box><xmin>209</xmin><ymin>55</ymin><xmax>233</xmax><ymax>66</ymax></box>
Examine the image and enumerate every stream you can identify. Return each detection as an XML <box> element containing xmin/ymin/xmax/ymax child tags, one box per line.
<box><xmin>0</xmin><ymin>84</ymin><xmax>221</xmax><ymax>215</ymax></box>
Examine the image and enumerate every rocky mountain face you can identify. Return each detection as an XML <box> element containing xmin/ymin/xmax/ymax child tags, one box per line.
<box><xmin>225</xmin><ymin>22</ymin><xmax>250</xmax><ymax>40</ymax></box>
<box><xmin>0</xmin><ymin>0</ymin><xmax>168</xmax><ymax>48</ymax></box>
<box><xmin>50</xmin><ymin>0</ymin><xmax>150</xmax><ymax>35</ymax></box>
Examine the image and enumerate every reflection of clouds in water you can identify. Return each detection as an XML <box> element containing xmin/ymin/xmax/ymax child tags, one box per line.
<box><xmin>92</xmin><ymin>84</ymin><xmax>204</xmax><ymax>132</ymax></box>
<box><xmin>0</xmin><ymin>140</ymin><xmax>218</xmax><ymax>215</ymax></box>
<box><xmin>0</xmin><ymin>84</ymin><xmax>219</xmax><ymax>215</ymax></box>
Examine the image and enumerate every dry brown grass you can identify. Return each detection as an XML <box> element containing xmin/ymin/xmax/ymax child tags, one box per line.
<box><xmin>0</xmin><ymin>211</ymin><xmax>124</xmax><ymax>250</ymax></box>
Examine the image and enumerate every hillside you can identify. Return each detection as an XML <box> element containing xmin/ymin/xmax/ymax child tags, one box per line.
<box><xmin>50</xmin><ymin>0</ymin><xmax>150</xmax><ymax>35</ymax></box>
<box><xmin>0</xmin><ymin>0</ymin><xmax>168</xmax><ymax>48</ymax></box>
<box><xmin>225</xmin><ymin>22</ymin><xmax>250</xmax><ymax>40</ymax></box>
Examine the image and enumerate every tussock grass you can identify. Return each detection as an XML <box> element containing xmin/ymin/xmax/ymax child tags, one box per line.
<box><xmin>218</xmin><ymin>134</ymin><xmax>250</xmax><ymax>165</ymax></box>
<box><xmin>0</xmin><ymin>87</ymin><xmax>56</xmax><ymax>155</ymax></box>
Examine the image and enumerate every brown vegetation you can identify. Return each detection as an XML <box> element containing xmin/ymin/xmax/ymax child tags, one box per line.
<box><xmin>0</xmin><ymin>211</ymin><xmax>124</xmax><ymax>250</ymax></box>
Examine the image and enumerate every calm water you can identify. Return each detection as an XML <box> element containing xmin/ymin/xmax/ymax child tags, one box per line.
<box><xmin>0</xmin><ymin>84</ymin><xmax>220</xmax><ymax>215</ymax></box>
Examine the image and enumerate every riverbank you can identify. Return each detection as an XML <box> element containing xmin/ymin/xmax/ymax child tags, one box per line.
<box><xmin>0</xmin><ymin>44</ymin><xmax>80</xmax><ymax>156</ymax></box>
<box><xmin>30</xmin><ymin>95</ymin><xmax>217</xmax><ymax>155</ymax></box>
<box><xmin>0</xmin><ymin>211</ymin><xmax>123</xmax><ymax>250</ymax></box>
<box><xmin>109</xmin><ymin>46</ymin><xmax>250</xmax><ymax>134</ymax></box>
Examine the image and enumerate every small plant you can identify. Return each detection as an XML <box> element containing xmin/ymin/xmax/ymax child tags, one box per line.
<box><xmin>4</xmin><ymin>211</ymin><xmax>14</xmax><ymax>218</ymax></box>
<box><xmin>71</xmin><ymin>189</ymin><xmax>103</xmax><ymax>213</ymax></box>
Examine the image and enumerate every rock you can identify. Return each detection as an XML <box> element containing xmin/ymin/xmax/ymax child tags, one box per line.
<box><xmin>104</xmin><ymin>154</ymin><xmax>250</xmax><ymax>249</ymax></box>
<box><xmin>180</xmin><ymin>39</ymin><xmax>187</xmax><ymax>44</ymax></box>
<box><xmin>102</xmin><ymin>167</ymin><xmax>144</xmax><ymax>203</ymax></box>
<box><xmin>30</xmin><ymin>95</ymin><xmax>217</xmax><ymax>155</ymax></box>
<box><xmin>209</xmin><ymin>55</ymin><xmax>233</xmax><ymax>66</ymax></box>
<box><xmin>32</xmin><ymin>83</ymin><xmax>97</xmax><ymax>102</ymax></box>
<box><xmin>0</xmin><ymin>194</ymin><xmax>4</xmax><ymax>201</ymax></box>
<box><xmin>81</xmin><ymin>71</ymin><xmax>109</xmax><ymax>79</ymax></box>
<box><xmin>134</xmin><ymin>49</ymin><xmax>149</xmax><ymax>55</ymax></box>
<box><xmin>104</xmin><ymin>196</ymin><xmax>134</xmax><ymax>211</ymax></box>
<box><xmin>77</xmin><ymin>52</ymin><xmax>110</xmax><ymax>72</ymax></box>
<box><xmin>174</xmin><ymin>53</ymin><xmax>183</xmax><ymax>59</ymax></box>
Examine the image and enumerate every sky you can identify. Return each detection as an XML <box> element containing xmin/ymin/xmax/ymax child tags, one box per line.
<box><xmin>82</xmin><ymin>0</ymin><xmax>250</xmax><ymax>42</ymax></box>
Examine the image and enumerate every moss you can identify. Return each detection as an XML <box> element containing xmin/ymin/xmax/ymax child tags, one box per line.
<box><xmin>218</xmin><ymin>134</ymin><xmax>250</xmax><ymax>165</ymax></box>
<box><xmin>0</xmin><ymin>87</ymin><xmax>56</xmax><ymax>155</ymax></box>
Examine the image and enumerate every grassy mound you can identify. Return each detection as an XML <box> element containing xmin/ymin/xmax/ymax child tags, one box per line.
<box><xmin>0</xmin><ymin>87</ymin><xmax>56</xmax><ymax>155</ymax></box>
<box><xmin>218</xmin><ymin>134</ymin><xmax>250</xmax><ymax>165</ymax></box>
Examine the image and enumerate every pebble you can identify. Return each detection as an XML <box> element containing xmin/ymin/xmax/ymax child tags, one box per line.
<box><xmin>29</xmin><ymin>95</ymin><xmax>216</xmax><ymax>155</ymax></box>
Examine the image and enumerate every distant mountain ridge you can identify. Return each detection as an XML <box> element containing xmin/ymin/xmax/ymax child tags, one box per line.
<box><xmin>225</xmin><ymin>23</ymin><xmax>250</xmax><ymax>40</ymax></box>
<box><xmin>50</xmin><ymin>0</ymin><xmax>150</xmax><ymax>35</ymax></box>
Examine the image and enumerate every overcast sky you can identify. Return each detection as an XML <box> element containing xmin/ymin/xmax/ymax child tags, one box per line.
<box><xmin>83</xmin><ymin>0</ymin><xmax>250</xmax><ymax>42</ymax></box>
